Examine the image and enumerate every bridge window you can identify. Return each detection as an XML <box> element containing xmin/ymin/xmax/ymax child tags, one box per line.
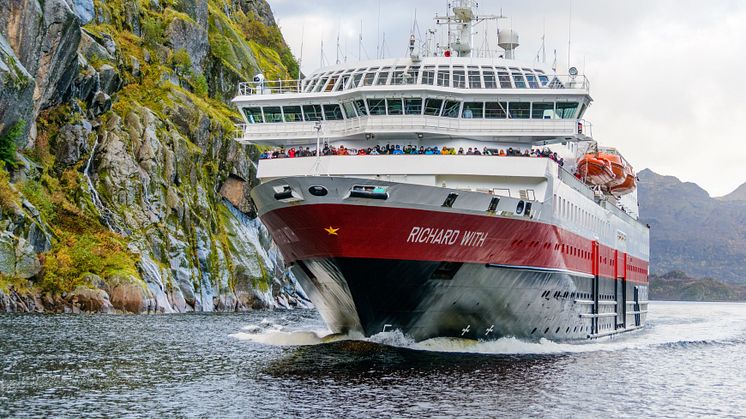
<box><xmin>263</xmin><ymin>106</ymin><xmax>283</xmax><ymax>123</ymax></box>
<box><xmin>387</xmin><ymin>98</ymin><xmax>404</xmax><ymax>115</ymax></box>
<box><xmin>367</xmin><ymin>99</ymin><xmax>386</xmax><ymax>115</ymax></box>
<box><xmin>354</xmin><ymin>99</ymin><xmax>368</xmax><ymax>116</ymax></box>
<box><xmin>341</xmin><ymin>102</ymin><xmax>357</xmax><ymax>119</ymax></box>
<box><xmin>557</xmin><ymin>102</ymin><xmax>579</xmax><ymax>119</ymax></box>
<box><xmin>463</xmin><ymin>102</ymin><xmax>484</xmax><ymax>119</ymax></box>
<box><xmin>408</xmin><ymin>66</ymin><xmax>420</xmax><ymax>84</ymax></box>
<box><xmin>422</xmin><ymin>67</ymin><xmax>435</xmax><ymax>84</ymax></box>
<box><xmin>283</xmin><ymin>106</ymin><xmax>303</xmax><ymax>122</ymax></box>
<box><xmin>351</xmin><ymin>72</ymin><xmax>364</xmax><ymax>88</ymax></box>
<box><xmin>437</xmin><ymin>69</ymin><xmax>450</xmax><ymax>87</ymax></box>
<box><xmin>302</xmin><ymin>105</ymin><xmax>323</xmax><ymax>121</ymax></box>
<box><xmin>453</xmin><ymin>69</ymin><xmax>466</xmax><ymax>88</ymax></box>
<box><xmin>532</xmin><ymin>102</ymin><xmax>555</xmax><ymax>119</ymax></box>
<box><xmin>468</xmin><ymin>69</ymin><xmax>482</xmax><ymax>88</ymax></box>
<box><xmin>323</xmin><ymin>104</ymin><xmax>344</xmax><ymax>120</ymax></box>
<box><xmin>483</xmin><ymin>69</ymin><xmax>497</xmax><ymax>88</ymax></box>
<box><xmin>392</xmin><ymin>67</ymin><xmax>407</xmax><ymax>85</ymax></box>
<box><xmin>538</xmin><ymin>74</ymin><xmax>549</xmax><ymax>86</ymax></box>
<box><xmin>512</xmin><ymin>72</ymin><xmax>527</xmax><ymax>88</ymax></box>
<box><xmin>424</xmin><ymin>98</ymin><xmax>443</xmax><ymax>116</ymax></box>
<box><xmin>525</xmin><ymin>73</ymin><xmax>540</xmax><ymax>88</ymax></box>
<box><xmin>442</xmin><ymin>100</ymin><xmax>461</xmax><ymax>118</ymax></box>
<box><xmin>485</xmin><ymin>102</ymin><xmax>507</xmax><ymax>119</ymax></box>
<box><xmin>498</xmin><ymin>71</ymin><xmax>512</xmax><ymax>88</ymax></box>
<box><xmin>361</xmin><ymin>69</ymin><xmax>378</xmax><ymax>86</ymax></box>
<box><xmin>375</xmin><ymin>69</ymin><xmax>390</xmax><ymax>85</ymax></box>
<box><xmin>242</xmin><ymin>107</ymin><xmax>263</xmax><ymax>124</ymax></box>
<box><xmin>404</xmin><ymin>98</ymin><xmax>423</xmax><ymax>115</ymax></box>
<box><xmin>508</xmin><ymin>102</ymin><xmax>530</xmax><ymax>119</ymax></box>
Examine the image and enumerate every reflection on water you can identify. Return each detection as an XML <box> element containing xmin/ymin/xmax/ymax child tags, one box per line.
<box><xmin>2</xmin><ymin>303</ymin><xmax>746</xmax><ymax>418</ymax></box>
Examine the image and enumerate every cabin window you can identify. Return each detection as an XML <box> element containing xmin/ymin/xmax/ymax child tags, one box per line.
<box><xmin>483</xmin><ymin>69</ymin><xmax>497</xmax><ymax>88</ymax></box>
<box><xmin>404</xmin><ymin>98</ymin><xmax>423</xmax><ymax>115</ymax></box>
<box><xmin>341</xmin><ymin>102</ymin><xmax>357</xmax><ymax>119</ymax></box>
<box><xmin>375</xmin><ymin>69</ymin><xmax>390</xmax><ymax>85</ymax></box>
<box><xmin>462</xmin><ymin>102</ymin><xmax>484</xmax><ymax>119</ymax></box>
<box><xmin>263</xmin><ymin>106</ymin><xmax>283</xmax><ymax>123</ymax></box>
<box><xmin>421</xmin><ymin>67</ymin><xmax>435</xmax><ymax>84</ymax></box>
<box><xmin>525</xmin><ymin>73</ymin><xmax>540</xmax><ymax>88</ymax></box>
<box><xmin>437</xmin><ymin>69</ymin><xmax>450</xmax><ymax>87</ymax></box>
<box><xmin>302</xmin><ymin>105</ymin><xmax>323</xmax><ymax>121</ymax></box>
<box><xmin>468</xmin><ymin>70</ymin><xmax>482</xmax><ymax>88</ymax></box>
<box><xmin>512</xmin><ymin>72</ymin><xmax>527</xmax><ymax>88</ymax></box>
<box><xmin>453</xmin><ymin>69</ymin><xmax>466</xmax><ymax>88</ymax></box>
<box><xmin>538</xmin><ymin>74</ymin><xmax>549</xmax><ymax>86</ymax></box>
<box><xmin>387</xmin><ymin>98</ymin><xmax>404</xmax><ymax>115</ymax></box>
<box><xmin>557</xmin><ymin>102</ymin><xmax>579</xmax><ymax>119</ymax></box>
<box><xmin>352</xmin><ymin>72</ymin><xmax>364</xmax><ymax>88</ymax></box>
<box><xmin>424</xmin><ymin>98</ymin><xmax>444</xmax><ymax>116</ymax></box>
<box><xmin>408</xmin><ymin>66</ymin><xmax>420</xmax><ymax>84</ymax></box>
<box><xmin>323</xmin><ymin>104</ymin><xmax>344</xmax><ymax>120</ymax></box>
<box><xmin>367</xmin><ymin>99</ymin><xmax>387</xmax><ymax>115</ymax></box>
<box><xmin>283</xmin><ymin>106</ymin><xmax>303</xmax><ymax>122</ymax></box>
<box><xmin>442</xmin><ymin>193</ymin><xmax>458</xmax><ymax>208</ymax></box>
<box><xmin>487</xmin><ymin>197</ymin><xmax>500</xmax><ymax>212</ymax></box>
<box><xmin>442</xmin><ymin>100</ymin><xmax>461</xmax><ymax>118</ymax></box>
<box><xmin>532</xmin><ymin>102</ymin><xmax>555</xmax><ymax>119</ymax></box>
<box><xmin>362</xmin><ymin>69</ymin><xmax>378</xmax><ymax>86</ymax></box>
<box><xmin>498</xmin><ymin>71</ymin><xmax>512</xmax><ymax>88</ymax></box>
<box><xmin>242</xmin><ymin>107</ymin><xmax>263</xmax><ymax>124</ymax></box>
<box><xmin>392</xmin><ymin>67</ymin><xmax>407</xmax><ymax>85</ymax></box>
<box><xmin>354</xmin><ymin>99</ymin><xmax>368</xmax><ymax>116</ymax></box>
<box><xmin>485</xmin><ymin>102</ymin><xmax>507</xmax><ymax>119</ymax></box>
<box><xmin>508</xmin><ymin>102</ymin><xmax>530</xmax><ymax>119</ymax></box>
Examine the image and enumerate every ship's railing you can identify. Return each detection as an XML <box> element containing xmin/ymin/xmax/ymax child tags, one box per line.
<box><xmin>235</xmin><ymin>74</ymin><xmax>590</xmax><ymax>96</ymax></box>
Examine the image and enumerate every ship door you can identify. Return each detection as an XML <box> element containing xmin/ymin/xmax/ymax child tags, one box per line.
<box><xmin>615</xmin><ymin>251</ymin><xmax>627</xmax><ymax>330</ymax></box>
<box><xmin>591</xmin><ymin>241</ymin><xmax>600</xmax><ymax>335</ymax></box>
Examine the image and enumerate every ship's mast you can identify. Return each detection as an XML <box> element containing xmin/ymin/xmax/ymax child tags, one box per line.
<box><xmin>433</xmin><ymin>1</ymin><xmax>511</xmax><ymax>58</ymax></box>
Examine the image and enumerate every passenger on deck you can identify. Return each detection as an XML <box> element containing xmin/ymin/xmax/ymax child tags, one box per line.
<box><xmin>393</xmin><ymin>145</ymin><xmax>404</xmax><ymax>155</ymax></box>
<box><xmin>440</xmin><ymin>146</ymin><xmax>449</xmax><ymax>155</ymax></box>
<box><xmin>458</xmin><ymin>147</ymin><xmax>464</xmax><ymax>155</ymax></box>
<box><xmin>474</xmin><ymin>148</ymin><xmax>482</xmax><ymax>155</ymax></box>
<box><xmin>288</xmin><ymin>147</ymin><xmax>296</xmax><ymax>158</ymax></box>
<box><xmin>482</xmin><ymin>147</ymin><xmax>491</xmax><ymax>156</ymax></box>
<box><xmin>466</xmin><ymin>147</ymin><xmax>474</xmax><ymax>155</ymax></box>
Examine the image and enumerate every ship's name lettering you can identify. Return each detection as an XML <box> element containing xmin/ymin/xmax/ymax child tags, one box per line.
<box><xmin>406</xmin><ymin>226</ymin><xmax>488</xmax><ymax>247</ymax></box>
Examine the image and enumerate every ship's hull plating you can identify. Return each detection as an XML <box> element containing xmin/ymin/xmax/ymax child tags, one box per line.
<box><xmin>252</xmin><ymin>176</ymin><xmax>649</xmax><ymax>342</ymax></box>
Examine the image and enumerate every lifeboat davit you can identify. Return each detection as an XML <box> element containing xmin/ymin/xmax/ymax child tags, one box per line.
<box><xmin>576</xmin><ymin>154</ymin><xmax>615</xmax><ymax>186</ymax></box>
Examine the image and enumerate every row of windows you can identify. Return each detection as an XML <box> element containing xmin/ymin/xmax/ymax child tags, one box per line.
<box><xmin>242</xmin><ymin>100</ymin><xmax>580</xmax><ymax>124</ymax></box>
<box><xmin>555</xmin><ymin>194</ymin><xmax>613</xmax><ymax>237</ymax></box>
<box><xmin>302</xmin><ymin>64</ymin><xmax>561</xmax><ymax>93</ymax></box>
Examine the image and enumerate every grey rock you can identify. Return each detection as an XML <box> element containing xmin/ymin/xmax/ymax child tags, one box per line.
<box><xmin>54</xmin><ymin>122</ymin><xmax>91</xmax><ymax>167</ymax></box>
<box><xmin>14</xmin><ymin>237</ymin><xmax>40</xmax><ymax>279</ymax></box>
<box><xmin>0</xmin><ymin>234</ymin><xmax>15</xmax><ymax>276</ymax></box>
<box><xmin>91</xmin><ymin>90</ymin><xmax>111</xmax><ymax>115</ymax></box>
<box><xmin>74</xmin><ymin>55</ymin><xmax>98</xmax><ymax>104</ymax></box>
<box><xmin>67</xmin><ymin>285</ymin><xmax>113</xmax><ymax>313</ymax></box>
<box><xmin>0</xmin><ymin>33</ymin><xmax>35</xmax><ymax>147</ymax></box>
<box><xmin>79</xmin><ymin>30</ymin><xmax>114</xmax><ymax>63</ymax></box>
<box><xmin>0</xmin><ymin>0</ymin><xmax>44</xmax><ymax>75</ymax></box>
<box><xmin>70</xmin><ymin>0</ymin><xmax>94</xmax><ymax>25</ymax></box>
<box><xmin>96</xmin><ymin>64</ymin><xmax>121</xmax><ymax>95</ymax></box>
<box><xmin>165</xmin><ymin>16</ymin><xmax>208</xmax><ymax>73</ymax></box>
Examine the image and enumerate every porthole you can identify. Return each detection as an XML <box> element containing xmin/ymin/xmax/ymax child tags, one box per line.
<box><xmin>308</xmin><ymin>185</ymin><xmax>328</xmax><ymax>196</ymax></box>
<box><xmin>516</xmin><ymin>200</ymin><xmax>525</xmax><ymax>215</ymax></box>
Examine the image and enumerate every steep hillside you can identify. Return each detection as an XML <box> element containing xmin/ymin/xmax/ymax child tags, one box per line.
<box><xmin>638</xmin><ymin>169</ymin><xmax>746</xmax><ymax>284</ymax></box>
<box><xmin>0</xmin><ymin>0</ymin><xmax>306</xmax><ymax>312</ymax></box>
<box><xmin>650</xmin><ymin>271</ymin><xmax>746</xmax><ymax>301</ymax></box>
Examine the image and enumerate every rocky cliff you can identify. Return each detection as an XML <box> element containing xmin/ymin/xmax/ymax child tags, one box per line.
<box><xmin>0</xmin><ymin>0</ymin><xmax>308</xmax><ymax>313</ymax></box>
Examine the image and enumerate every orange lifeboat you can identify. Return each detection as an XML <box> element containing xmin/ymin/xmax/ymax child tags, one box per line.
<box><xmin>597</xmin><ymin>152</ymin><xmax>626</xmax><ymax>188</ymax></box>
<box><xmin>576</xmin><ymin>153</ymin><xmax>615</xmax><ymax>186</ymax></box>
<box><xmin>609</xmin><ymin>163</ymin><xmax>637</xmax><ymax>195</ymax></box>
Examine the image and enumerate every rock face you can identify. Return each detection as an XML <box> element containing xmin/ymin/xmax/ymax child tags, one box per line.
<box><xmin>0</xmin><ymin>0</ymin><xmax>306</xmax><ymax>313</ymax></box>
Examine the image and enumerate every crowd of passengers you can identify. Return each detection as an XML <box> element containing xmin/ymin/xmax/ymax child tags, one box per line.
<box><xmin>259</xmin><ymin>143</ymin><xmax>565</xmax><ymax>166</ymax></box>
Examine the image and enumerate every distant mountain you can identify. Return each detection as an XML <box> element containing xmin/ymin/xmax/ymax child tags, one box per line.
<box><xmin>638</xmin><ymin>169</ymin><xmax>746</xmax><ymax>284</ymax></box>
<box><xmin>719</xmin><ymin>183</ymin><xmax>746</xmax><ymax>202</ymax></box>
<box><xmin>650</xmin><ymin>271</ymin><xmax>746</xmax><ymax>301</ymax></box>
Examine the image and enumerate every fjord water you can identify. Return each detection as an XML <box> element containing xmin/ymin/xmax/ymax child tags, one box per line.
<box><xmin>1</xmin><ymin>302</ymin><xmax>745</xmax><ymax>418</ymax></box>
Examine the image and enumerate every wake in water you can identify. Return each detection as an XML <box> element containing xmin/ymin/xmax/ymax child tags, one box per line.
<box><xmin>231</xmin><ymin>302</ymin><xmax>746</xmax><ymax>355</ymax></box>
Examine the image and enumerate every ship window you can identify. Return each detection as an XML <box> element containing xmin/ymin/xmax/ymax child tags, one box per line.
<box><xmin>355</xmin><ymin>99</ymin><xmax>368</xmax><ymax>116</ymax></box>
<box><xmin>453</xmin><ymin>70</ymin><xmax>466</xmax><ymax>88</ymax></box>
<box><xmin>485</xmin><ymin>102</ymin><xmax>507</xmax><ymax>119</ymax></box>
<box><xmin>463</xmin><ymin>102</ymin><xmax>484</xmax><ymax>119</ymax></box>
<box><xmin>354</xmin><ymin>99</ymin><xmax>368</xmax><ymax>116</ymax></box>
<box><xmin>323</xmin><ymin>104</ymin><xmax>344</xmax><ymax>120</ymax></box>
<box><xmin>557</xmin><ymin>102</ymin><xmax>579</xmax><ymax>119</ymax></box>
<box><xmin>242</xmin><ymin>107</ymin><xmax>263</xmax><ymax>124</ymax></box>
<box><xmin>532</xmin><ymin>102</ymin><xmax>556</xmax><ymax>119</ymax></box>
<box><xmin>408</xmin><ymin>66</ymin><xmax>420</xmax><ymax>84</ymax></box>
<box><xmin>498</xmin><ymin>71</ymin><xmax>512</xmax><ymax>88</ymax></box>
<box><xmin>508</xmin><ymin>102</ymin><xmax>530</xmax><ymax>119</ymax></box>
<box><xmin>337</xmin><ymin>75</ymin><xmax>351</xmax><ymax>91</ymax></box>
<box><xmin>263</xmin><ymin>106</ymin><xmax>283</xmax><ymax>123</ymax></box>
<box><xmin>326</xmin><ymin>76</ymin><xmax>339</xmax><ymax>92</ymax></box>
<box><xmin>342</xmin><ymin>102</ymin><xmax>357</xmax><ymax>118</ymax></box>
<box><xmin>430</xmin><ymin>261</ymin><xmax>463</xmax><ymax>280</ymax></box>
<box><xmin>375</xmin><ymin>69</ymin><xmax>390</xmax><ymax>85</ymax></box>
<box><xmin>352</xmin><ymin>72</ymin><xmax>364</xmax><ymax>88</ymax></box>
<box><xmin>483</xmin><ymin>69</ymin><xmax>497</xmax><ymax>88</ymax></box>
<box><xmin>404</xmin><ymin>98</ymin><xmax>423</xmax><ymax>115</ymax></box>
<box><xmin>516</xmin><ymin>200</ymin><xmax>525</xmax><ymax>215</ymax></box>
<box><xmin>283</xmin><ymin>106</ymin><xmax>303</xmax><ymax>122</ymax></box>
<box><xmin>442</xmin><ymin>192</ymin><xmax>458</xmax><ymax>208</ymax></box>
<box><xmin>302</xmin><ymin>105</ymin><xmax>323</xmax><ymax>121</ymax></box>
<box><xmin>538</xmin><ymin>74</ymin><xmax>549</xmax><ymax>86</ymax></box>
<box><xmin>512</xmin><ymin>72</ymin><xmax>527</xmax><ymax>88</ymax></box>
<box><xmin>487</xmin><ymin>197</ymin><xmax>500</xmax><ymax>212</ymax></box>
<box><xmin>468</xmin><ymin>70</ymin><xmax>482</xmax><ymax>88</ymax></box>
<box><xmin>422</xmin><ymin>67</ymin><xmax>435</xmax><ymax>84</ymax></box>
<box><xmin>392</xmin><ymin>67</ymin><xmax>407</xmax><ymax>85</ymax></box>
<box><xmin>526</xmin><ymin>73</ymin><xmax>540</xmax><ymax>88</ymax></box>
<box><xmin>437</xmin><ymin>69</ymin><xmax>450</xmax><ymax>87</ymax></box>
<box><xmin>442</xmin><ymin>100</ymin><xmax>461</xmax><ymax>118</ymax></box>
<box><xmin>424</xmin><ymin>98</ymin><xmax>443</xmax><ymax>116</ymax></box>
<box><xmin>312</xmin><ymin>77</ymin><xmax>327</xmax><ymax>92</ymax></box>
<box><xmin>362</xmin><ymin>69</ymin><xmax>378</xmax><ymax>86</ymax></box>
<box><xmin>367</xmin><ymin>99</ymin><xmax>386</xmax><ymax>115</ymax></box>
<box><xmin>387</xmin><ymin>98</ymin><xmax>404</xmax><ymax>115</ymax></box>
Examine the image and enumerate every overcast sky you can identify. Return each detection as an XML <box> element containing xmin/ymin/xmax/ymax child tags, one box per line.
<box><xmin>269</xmin><ymin>0</ymin><xmax>746</xmax><ymax>196</ymax></box>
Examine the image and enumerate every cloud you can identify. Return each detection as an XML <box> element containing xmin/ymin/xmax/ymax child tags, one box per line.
<box><xmin>269</xmin><ymin>0</ymin><xmax>746</xmax><ymax>196</ymax></box>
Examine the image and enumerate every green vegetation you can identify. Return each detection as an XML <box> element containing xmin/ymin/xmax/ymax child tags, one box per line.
<box><xmin>0</xmin><ymin>120</ymin><xmax>24</xmax><ymax>168</ymax></box>
<box><xmin>650</xmin><ymin>271</ymin><xmax>746</xmax><ymax>301</ymax></box>
<box><xmin>0</xmin><ymin>166</ymin><xmax>19</xmax><ymax>212</ymax></box>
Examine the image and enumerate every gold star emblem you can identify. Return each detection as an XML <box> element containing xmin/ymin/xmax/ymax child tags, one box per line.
<box><xmin>324</xmin><ymin>226</ymin><xmax>339</xmax><ymax>236</ymax></box>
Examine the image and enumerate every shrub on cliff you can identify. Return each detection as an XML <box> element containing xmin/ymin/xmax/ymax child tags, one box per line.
<box><xmin>0</xmin><ymin>120</ymin><xmax>25</xmax><ymax>168</ymax></box>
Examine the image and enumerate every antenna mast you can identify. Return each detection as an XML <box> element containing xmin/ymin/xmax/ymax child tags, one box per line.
<box><xmin>434</xmin><ymin>0</ymin><xmax>501</xmax><ymax>58</ymax></box>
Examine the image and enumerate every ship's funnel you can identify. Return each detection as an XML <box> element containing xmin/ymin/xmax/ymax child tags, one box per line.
<box><xmin>498</xmin><ymin>29</ymin><xmax>519</xmax><ymax>59</ymax></box>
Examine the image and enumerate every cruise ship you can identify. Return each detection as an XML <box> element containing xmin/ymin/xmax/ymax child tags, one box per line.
<box><xmin>233</xmin><ymin>1</ymin><xmax>649</xmax><ymax>341</ymax></box>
